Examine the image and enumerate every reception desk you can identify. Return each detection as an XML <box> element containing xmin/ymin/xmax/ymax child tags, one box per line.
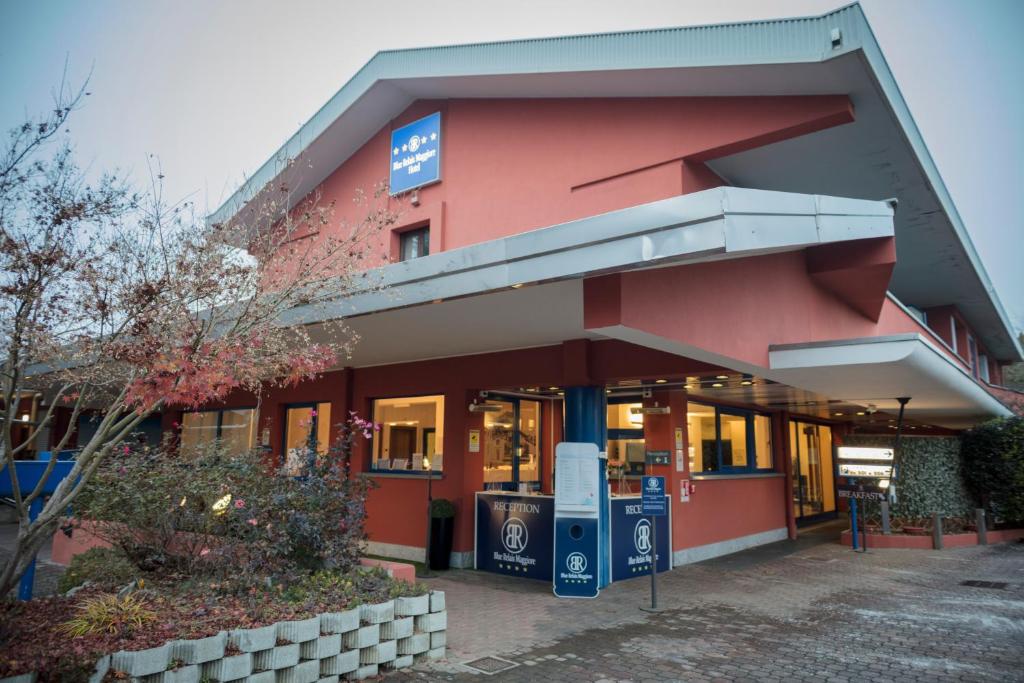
<box><xmin>474</xmin><ymin>491</ymin><xmax>671</xmax><ymax>583</ymax></box>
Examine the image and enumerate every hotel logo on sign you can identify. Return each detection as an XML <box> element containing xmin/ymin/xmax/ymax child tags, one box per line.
<box><xmin>389</xmin><ymin>112</ymin><xmax>441</xmax><ymax>195</ymax></box>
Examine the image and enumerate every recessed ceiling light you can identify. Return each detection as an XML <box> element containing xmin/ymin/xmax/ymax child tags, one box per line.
<box><xmin>856</xmin><ymin>411</ymin><xmax>865</xmax><ymax>416</ymax></box>
<box><xmin>557</xmin><ymin>391</ymin><xmax>564</xmax><ymax>396</ymax></box>
<box><xmin>711</xmin><ymin>382</ymin><xmax>724</xmax><ymax>388</ymax></box>
<box><xmin>834</xmin><ymin>412</ymin><xmax>844</xmax><ymax>416</ymax></box>
<box><xmin>655</xmin><ymin>379</ymin><xmax>667</xmax><ymax>384</ymax></box>
<box><xmin>548</xmin><ymin>386</ymin><xmax>559</xmax><ymax>391</ymax></box>
<box><xmin>740</xmin><ymin>380</ymin><xmax>753</xmax><ymax>386</ymax></box>
<box><xmin>716</xmin><ymin>375</ymin><xmax>729</xmax><ymax>380</ymax></box>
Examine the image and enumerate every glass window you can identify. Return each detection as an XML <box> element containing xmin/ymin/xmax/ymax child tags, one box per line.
<box><xmin>371</xmin><ymin>395</ymin><xmax>444</xmax><ymax>472</ymax></box>
<box><xmin>719</xmin><ymin>412</ymin><xmax>749</xmax><ymax>468</ymax></box>
<box><xmin>754</xmin><ymin>414</ymin><xmax>773</xmax><ymax>470</ymax></box>
<box><xmin>284</xmin><ymin>402</ymin><xmax>332</xmax><ymax>475</ymax></box>
<box><xmin>484</xmin><ymin>400</ymin><xmax>514</xmax><ymax>485</ymax></box>
<box><xmin>399</xmin><ymin>227</ymin><xmax>430</xmax><ymax>261</ymax></box>
<box><xmin>979</xmin><ymin>355</ymin><xmax>990</xmax><ymax>383</ymax></box>
<box><xmin>687</xmin><ymin>403</ymin><xmax>718</xmax><ymax>473</ymax></box>
<box><xmin>482</xmin><ymin>398</ymin><xmax>541</xmax><ymax>491</ymax></box>
<box><xmin>180</xmin><ymin>408</ymin><xmax>257</xmax><ymax>456</ymax></box>
<box><xmin>607</xmin><ymin>402</ymin><xmax>644</xmax><ymax>476</ymax></box>
<box><xmin>687</xmin><ymin>402</ymin><xmax>772</xmax><ymax>474</ymax></box>
<box><xmin>220</xmin><ymin>409</ymin><xmax>257</xmax><ymax>455</ymax></box>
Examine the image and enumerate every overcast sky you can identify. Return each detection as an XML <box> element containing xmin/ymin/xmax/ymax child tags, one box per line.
<box><xmin>1</xmin><ymin>0</ymin><xmax>1021</xmax><ymax>333</ymax></box>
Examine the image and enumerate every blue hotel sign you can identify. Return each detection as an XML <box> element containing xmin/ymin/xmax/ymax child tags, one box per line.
<box><xmin>389</xmin><ymin>112</ymin><xmax>441</xmax><ymax>195</ymax></box>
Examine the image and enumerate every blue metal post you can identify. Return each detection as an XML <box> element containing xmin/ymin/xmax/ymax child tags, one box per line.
<box><xmin>564</xmin><ymin>387</ymin><xmax>610</xmax><ymax>588</ymax></box>
<box><xmin>18</xmin><ymin>497</ymin><xmax>43</xmax><ymax>600</ymax></box>
<box><xmin>850</xmin><ymin>498</ymin><xmax>859</xmax><ymax>552</ymax></box>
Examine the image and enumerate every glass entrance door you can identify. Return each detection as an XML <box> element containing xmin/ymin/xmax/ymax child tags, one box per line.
<box><xmin>789</xmin><ymin>421</ymin><xmax>836</xmax><ymax>523</ymax></box>
<box><xmin>483</xmin><ymin>398</ymin><xmax>542</xmax><ymax>491</ymax></box>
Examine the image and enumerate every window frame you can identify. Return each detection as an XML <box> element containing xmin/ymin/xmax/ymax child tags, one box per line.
<box><xmin>369</xmin><ymin>393</ymin><xmax>445</xmax><ymax>475</ymax></box>
<box><xmin>282</xmin><ymin>401</ymin><xmax>332</xmax><ymax>454</ymax></box>
<box><xmin>180</xmin><ymin>406</ymin><xmax>258</xmax><ymax>454</ymax></box>
<box><xmin>688</xmin><ymin>401</ymin><xmax>774</xmax><ymax>475</ymax></box>
<box><xmin>398</xmin><ymin>226</ymin><xmax>430</xmax><ymax>261</ymax></box>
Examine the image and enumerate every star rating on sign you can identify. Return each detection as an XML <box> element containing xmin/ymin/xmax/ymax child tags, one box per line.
<box><xmin>393</xmin><ymin>147</ymin><xmax>399</xmax><ymax>156</ymax></box>
<box><xmin>430</xmin><ymin>132</ymin><xmax>437</xmax><ymax>141</ymax></box>
<box><xmin>402</xmin><ymin>144</ymin><xmax>408</xmax><ymax>152</ymax></box>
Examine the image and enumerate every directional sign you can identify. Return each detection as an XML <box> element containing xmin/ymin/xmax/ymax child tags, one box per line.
<box><xmin>839</xmin><ymin>462</ymin><xmax>893</xmax><ymax>479</ymax></box>
<box><xmin>641</xmin><ymin>476</ymin><xmax>667</xmax><ymax>516</ymax></box>
<box><xmin>389</xmin><ymin>112</ymin><xmax>441</xmax><ymax>194</ymax></box>
<box><xmin>645</xmin><ymin>450</ymin><xmax>670</xmax><ymax>466</ymax></box>
<box><xmin>838</xmin><ymin>447</ymin><xmax>894</xmax><ymax>461</ymax></box>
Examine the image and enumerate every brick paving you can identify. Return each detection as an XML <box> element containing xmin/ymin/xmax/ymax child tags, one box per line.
<box><xmin>393</xmin><ymin>524</ymin><xmax>1024</xmax><ymax>682</ymax></box>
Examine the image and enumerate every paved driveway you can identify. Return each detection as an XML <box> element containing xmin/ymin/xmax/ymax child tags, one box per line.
<box><xmin>399</xmin><ymin>525</ymin><xmax>1024</xmax><ymax>682</ymax></box>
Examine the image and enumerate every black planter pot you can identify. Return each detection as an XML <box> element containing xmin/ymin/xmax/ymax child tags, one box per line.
<box><xmin>429</xmin><ymin>516</ymin><xmax>455</xmax><ymax>570</ymax></box>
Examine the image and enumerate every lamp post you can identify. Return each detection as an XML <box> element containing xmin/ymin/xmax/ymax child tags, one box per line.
<box><xmin>421</xmin><ymin>455</ymin><xmax>433</xmax><ymax>578</ymax></box>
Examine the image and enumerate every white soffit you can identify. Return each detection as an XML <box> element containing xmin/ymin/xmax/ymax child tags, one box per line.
<box><xmin>768</xmin><ymin>335</ymin><xmax>1012</xmax><ymax>427</ymax></box>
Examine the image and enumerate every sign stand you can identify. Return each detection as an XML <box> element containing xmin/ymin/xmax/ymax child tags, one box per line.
<box><xmin>639</xmin><ymin>475</ymin><xmax>666</xmax><ymax>612</ymax></box>
<box><xmin>553</xmin><ymin>443</ymin><xmax>602</xmax><ymax>599</ymax></box>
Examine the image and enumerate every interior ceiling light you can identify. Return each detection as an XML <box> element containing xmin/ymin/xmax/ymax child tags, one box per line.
<box><xmin>834</xmin><ymin>412</ymin><xmax>844</xmax><ymax>416</ymax></box>
<box><xmin>511</xmin><ymin>283</ymin><xmax>524</xmax><ymax>289</ymax></box>
<box><xmin>716</xmin><ymin>375</ymin><xmax>729</xmax><ymax>380</ymax></box>
<box><xmin>740</xmin><ymin>380</ymin><xmax>753</xmax><ymax>386</ymax></box>
<box><xmin>711</xmin><ymin>382</ymin><xmax>724</xmax><ymax>388</ymax></box>
<box><xmin>654</xmin><ymin>379</ymin><xmax>668</xmax><ymax>384</ymax></box>
<box><xmin>548</xmin><ymin>386</ymin><xmax>559</xmax><ymax>391</ymax></box>
<box><xmin>856</xmin><ymin>411</ymin><xmax>866</xmax><ymax>416</ymax></box>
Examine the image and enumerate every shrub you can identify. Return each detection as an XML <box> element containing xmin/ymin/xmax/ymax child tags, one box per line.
<box><xmin>961</xmin><ymin>416</ymin><xmax>1024</xmax><ymax>525</ymax></box>
<box><xmin>430</xmin><ymin>498</ymin><xmax>456</xmax><ymax>519</ymax></box>
<box><xmin>58</xmin><ymin>593</ymin><xmax>156</xmax><ymax>637</ymax></box>
<box><xmin>74</xmin><ymin>415</ymin><xmax>376</xmax><ymax>586</ymax></box>
<box><xmin>57</xmin><ymin>547</ymin><xmax>139</xmax><ymax>594</ymax></box>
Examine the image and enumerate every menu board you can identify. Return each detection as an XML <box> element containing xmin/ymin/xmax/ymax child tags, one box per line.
<box><xmin>555</xmin><ymin>443</ymin><xmax>600</xmax><ymax>513</ymax></box>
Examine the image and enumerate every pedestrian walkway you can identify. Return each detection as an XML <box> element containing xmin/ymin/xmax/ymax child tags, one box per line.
<box><xmin>396</xmin><ymin>528</ymin><xmax>1024</xmax><ymax>682</ymax></box>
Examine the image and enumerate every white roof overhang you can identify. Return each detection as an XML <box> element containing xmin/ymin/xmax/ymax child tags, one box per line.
<box><xmin>768</xmin><ymin>335</ymin><xmax>1012</xmax><ymax>429</ymax></box>
<box><xmin>286</xmin><ymin>186</ymin><xmax>893</xmax><ymax>329</ymax></box>
<box><xmin>210</xmin><ymin>2</ymin><xmax>1020</xmax><ymax>362</ymax></box>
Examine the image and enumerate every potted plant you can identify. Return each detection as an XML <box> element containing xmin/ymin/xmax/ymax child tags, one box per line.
<box><xmin>429</xmin><ymin>498</ymin><xmax>456</xmax><ymax>570</ymax></box>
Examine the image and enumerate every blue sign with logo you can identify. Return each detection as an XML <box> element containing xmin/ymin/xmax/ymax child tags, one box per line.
<box><xmin>389</xmin><ymin>112</ymin><xmax>441</xmax><ymax>195</ymax></box>
<box><xmin>641</xmin><ymin>476</ymin><xmax>667</xmax><ymax>516</ymax></box>
<box><xmin>610</xmin><ymin>497</ymin><xmax>671</xmax><ymax>581</ymax></box>
<box><xmin>475</xmin><ymin>493</ymin><xmax>553</xmax><ymax>581</ymax></box>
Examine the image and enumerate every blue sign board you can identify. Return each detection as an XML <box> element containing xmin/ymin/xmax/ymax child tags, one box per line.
<box><xmin>641</xmin><ymin>476</ymin><xmax>667</xmax><ymax>516</ymax></box>
<box><xmin>389</xmin><ymin>112</ymin><xmax>441</xmax><ymax>195</ymax></box>
<box><xmin>610</xmin><ymin>497</ymin><xmax>670</xmax><ymax>581</ymax></box>
<box><xmin>475</xmin><ymin>493</ymin><xmax>553</xmax><ymax>581</ymax></box>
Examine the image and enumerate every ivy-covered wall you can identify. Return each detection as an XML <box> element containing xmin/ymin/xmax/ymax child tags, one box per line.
<box><xmin>843</xmin><ymin>435</ymin><xmax>976</xmax><ymax>520</ymax></box>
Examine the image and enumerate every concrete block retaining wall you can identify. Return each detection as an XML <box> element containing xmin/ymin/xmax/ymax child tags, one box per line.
<box><xmin>1</xmin><ymin>591</ymin><xmax>446</xmax><ymax>683</ymax></box>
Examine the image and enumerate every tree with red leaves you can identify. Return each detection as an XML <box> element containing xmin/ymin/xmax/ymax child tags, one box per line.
<box><xmin>0</xmin><ymin>75</ymin><xmax>398</xmax><ymax>596</ymax></box>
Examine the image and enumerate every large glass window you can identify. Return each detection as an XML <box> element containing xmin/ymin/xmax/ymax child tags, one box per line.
<box><xmin>483</xmin><ymin>398</ymin><xmax>541</xmax><ymax>491</ymax></box>
<box><xmin>607</xmin><ymin>401</ymin><xmax>645</xmax><ymax>476</ymax></box>
<box><xmin>284</xmin><ymin>402</ymin><xmax>332</xmax><ymax>475</ymax></box>
<box><xmin>180</xmin><ymin>408</ymin><xmax>257</xmax><ymax>456</ymax></box>
<box><xmin>371</xmin><ymin>395</ymin><xmax>444</xmax><ymax>472</ymax></box>
<box><xmin>687</xmin><ymin>402</ymin><xmax>773</xmax><ymax>474</ymax></box>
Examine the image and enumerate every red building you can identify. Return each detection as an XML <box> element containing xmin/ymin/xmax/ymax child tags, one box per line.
<box><xmin>69</xmin><ymin>5</ymin><xmax>1024</xmax><ymax>574</ymax></box>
